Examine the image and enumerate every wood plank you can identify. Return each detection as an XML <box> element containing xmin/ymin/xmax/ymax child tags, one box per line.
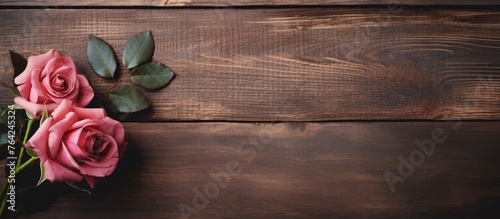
<box><xmin>2</xmin><ymin>122</ymin><xmax>499</xmax><ymax>218</ymax></box>
<box><xmin>1</xmin><ymin>8</ymin><xmax>500</xmax><ymax>121</ymax></box>
<box><xmin>0</xmin><ymin>0</ymin><xmax>499</xmax><ymax>7</ymax></box>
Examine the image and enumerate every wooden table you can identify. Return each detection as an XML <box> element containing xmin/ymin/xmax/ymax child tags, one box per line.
<box><xmin>1</xmin><ymin>1</ymin><xmax>500</xmax><ymax>218</ymax></box>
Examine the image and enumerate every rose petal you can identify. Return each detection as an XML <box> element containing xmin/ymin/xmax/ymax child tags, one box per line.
<box><xmin>99</xmin><ymin>118</ymin><xmax>127</xmax><ymax>157</ymax></box>
<box><xmin>54</xmin><ymin>141</ymin><xmax>84</xmax><ymax>174</ymax></box>
<box><xmin>26</xmin><ymin>115</ymin><xmax>55</xmax><ymax>161</ymax></box>
<box><xmin>91</xmin><ymin>135</ymin><xmax>120</xmax><ymax>163</ymax></box>
<box><xmin>50</xmin><ymin>99</ymin><xmax>73</xmax><ymax>122</ymax></box>
<box><xmin>14</xmin><ymin>96</ymin><xmax>58</xmax><ymax>118</ymax></box>
<box><xmin>71</xmin><ymin>108</ymin><xmax>107</xmax><ymax>121</ymax></box>
<box><xmin>92</xmin><ymin>117</ymin><xmax>124</xmax><ymax>139</ymax></box>
<box><xmin>46</xmin><ymin>67</ymin><xmax>74</xmax><ymax>96</ymax></box>
<box><xmin>16</xmin><ymin>82</ymin><xmax>31</xmax><ymax>102</ymax></box>
<box><xmin>44</xmin><ymin>57</ymin><xmax>68</xmax><ymax>77</ymax></box>
<box><xmin>43</xmin><ymin>57</ymin><xmax>79</xmax><ymax>102</ymax></box>
<box><xmin>48</xmin><ymin>112</ymin><xmax>78</xmax><ymax>158</ymax></box>
<box><xmin>29</xmin><ymin>69</ymin><xmax>50</xmax><ymax>103</ymax></box>
<box><xmin>74</xmin><ymin>74</ymin><xmax>94</xmax><ymax>107</ymax></box>
<box><xmin>91</xmin><ymin>138</ymin><xmax>110</xmax><ymax>154</ymax></box>
<box><xmin>62</xmin><ymin>127</ymin><xmax>87</xmax><ymax>159</ymax></box>
<box><xmin>52</xmin><ymin>68</ymin><xmax>76</xmax><ymax>96</ymax></box>
<box><xmin>14</xmin><ymin>49</ymin><xmax>60</xmax><ymax>87</ymax></box>
<box><xmin>80</xmin><ymin>158</ymin><xmax>118</xmax><ymax>176</ymax></box>
<box><xmin>60</xmin><ymin>56</ymin><xmax>79</xmax><ymax>76</ymax></box>
<box><xmin>43</xmin><ymin>159</ymin><xmax>83</xmax><ymax>183</ymax></box>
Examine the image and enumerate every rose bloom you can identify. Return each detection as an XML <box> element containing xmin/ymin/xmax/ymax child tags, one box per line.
<box><xmin>14</xmin><ymin>49</ymin><xmax>94</xmax><ymax>118</ymax></box>
<box><xmin>26</xmin><ymin>100</ymin><xmax>127</xmax><ymax>188</ymax></box>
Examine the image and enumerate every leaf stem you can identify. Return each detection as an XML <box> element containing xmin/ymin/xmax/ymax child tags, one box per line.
<box><xmin>97</xmin><ymin>75</ymin><xmax>130</xmax><ymax>99</ymax></box>
<box><xmin>16</xmin><ymin>157</ymin><xmax>38</xmax><ymax>173</ymax></box>
<box><xmin>22</xmin><ymin>119</ymin><xmax>34</xmax><ymax>145</ymax></box>
<box><xmin>16</xmin><ymin>147</ymin><xmax>25</xmax><ymax>172</ymax></box>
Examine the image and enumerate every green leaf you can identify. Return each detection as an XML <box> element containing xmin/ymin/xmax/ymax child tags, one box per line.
<box><xmin>130</xmin><ymin>62</ymin><xmax>174</xmax><ymax>90</ymax></box>
<box><xmin>40</xmin><ymin>104</ymin><xmax>49</xmax><ymax>125</ymax></box>
<box><xmin>122</xmin><ymin>31</ymin><xmax>154</xmax><ymax>69</ymax></box>
<box><xmin>37</xmin><ymin>162</ymin><xmax>47</xmax><ymax>187</ymax></box>
<box><xmin>25</xmin><ymin>110</ymin><xmax>36</xmax><ymax>120</ymax></box>
<box><xmin>27</xmin><ymin>148</ymin><xmax>38</xmax><ymax>158</ymax></box>
<box><xmin>109</xmin><ymin>85</ymin><xmax>149</xmax><ymax>113</ymax></box>
<box><xmin>10</xmin><ymin>50</ymin><xmax>27</xmax><ymax>79</ymax></box>
<box><xmin>87</xmin><ymin>35</ymin><xmax>118</xmax><ymax>78</ymax></box>
<box><xmin>3</xmin><ymin>82</ymin><xmax>21</xmax><ymax>97</ymax></box>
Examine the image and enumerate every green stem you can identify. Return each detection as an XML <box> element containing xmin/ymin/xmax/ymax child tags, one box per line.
<box><xmin>1</xmin><ymin>105</ymin><xmax>37</xmax><ymax>218</ymax></box>
<box><xmin>17</xmin><ymin>147</ymin><xmax>25</xmax><ymax>168</ymax></box>
<box><xmin>0</xmin><ymin>179</ymin><xmax>10</xmax><ymax>213</ymax></box>
<box><xmin>17</xmin><ymin>119</ymin><xmax>35</xmax><ymax>171</ymax></box>
<box><xmin>97</xmin><ymin>75</ymin><xmax>130</xmax><ymax>99</ymax></box>
<box><xmin>16</xmin><ymin>119</ymin><xmax>35</xmax><ymax>170</ymax></box>
<box><xmin>0</xmin><ymin>157</ymin><xmax>38</xmax><ymax>217</ymax></box>
<box><xmin>22</xmin><ymin>119</ymin><xmax>34</xmax><ymax>145</ymax></box>
<box><xmin>16</xmin><ymin>157</ymin><xmax>37</xmax><ymax>173</ymax></box>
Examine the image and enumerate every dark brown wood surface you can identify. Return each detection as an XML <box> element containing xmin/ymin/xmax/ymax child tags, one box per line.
<box><xmin>6</xmin><ymin>122</ymin><xmax>500</xmax><ymax>218</ymax></box>
<box><xmin>1</xmin><ymin>2</ymin><xmax>500</xmax><ymax>219</ymax></box>
<box><xmin>1</xmin><ymin>8</ymin><xmax>500</xmax><ymax>121</ymax></box>
<box><xmin>0</xmin><ymin>0</ymin><xmax>499</xmax><ymax>7</ymax></box>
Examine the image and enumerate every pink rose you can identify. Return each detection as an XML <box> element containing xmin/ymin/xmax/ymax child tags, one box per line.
<box><xmin>14</xmin><ymin>49</ymin><xmax>94</xmax><ymax>118</ymax></box>
<box><xmin>26</xmin><ymin>100</ymin><xmax>127</xmax><ymax>188</ymax></box>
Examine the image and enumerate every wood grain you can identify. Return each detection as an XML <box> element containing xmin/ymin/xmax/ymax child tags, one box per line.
<box><xmin>0</xmin><ymin>0</ymin><xmax>499</xmax><ymax>7</ymax></box>
<box><xmin>1</xmin><ymin>122</ymin><xmax>499</xmax><ymax>218</ymax></box>
<box><xmin>1</xmin><ymin>8</ymin><xmax>500</xmax><ymax>121</ymax></box>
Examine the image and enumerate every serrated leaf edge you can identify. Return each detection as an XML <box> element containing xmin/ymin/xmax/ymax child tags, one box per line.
<box><xmin>123</xmin><ymin>31</ymin><xmax>154</xmax><ymax>69</ymax></box>
<box><xmin>108</xmin><ymin>86</ymin><xmax>150</xmax><ymax>113</ymax></box>
<box><xmin>130</xmin><ymin>62</ymin><xmax>175</xmax><ymax>90</ymax></box>
<box><xmin>87</xmin><ymin>35</ymin><xmax>117</xmax><ymax>78</ymax></box>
